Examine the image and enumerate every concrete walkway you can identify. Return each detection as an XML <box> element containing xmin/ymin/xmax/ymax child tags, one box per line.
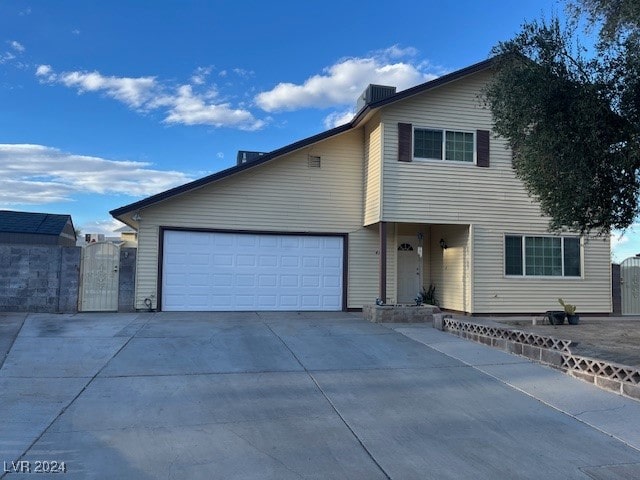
<box><xmin>1</xmin><ymin>312</ymin><xmax>640</xmax><ymax>479</ymax></box>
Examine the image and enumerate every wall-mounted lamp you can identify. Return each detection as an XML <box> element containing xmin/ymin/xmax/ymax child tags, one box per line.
<box><xmin>439</xmin><ymin>238</ymin><xmax>448</xmax><ymax>250</ymax></box>
<box><xmin>132</xmin><ymin>211</ymin><xmax>142</xmax><ymax>222</ymax></box>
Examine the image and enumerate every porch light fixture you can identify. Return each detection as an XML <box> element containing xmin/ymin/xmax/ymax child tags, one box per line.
<box><xmin>439</xmin><ymin>238</ymin><xmax>448</xmax><ymax>250</ymax></box>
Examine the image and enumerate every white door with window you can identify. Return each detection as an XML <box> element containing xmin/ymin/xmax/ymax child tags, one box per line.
<box><xmin>397</xmin><ymin>236</ymin><xmax>421</xmax><ymax>303</ymax></box>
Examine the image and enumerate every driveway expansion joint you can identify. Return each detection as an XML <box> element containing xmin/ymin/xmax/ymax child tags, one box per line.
<box><xmin>261</xmin><ymin>319</ymin><xmax>392</xmax><ymax>480</ymax></box>
<box><xmin>0</xmin><ymin>316</ymin><xmax>151</xmax><ymax>478</ymax></box>
<box><xmin>0</xmin><ymin>313</ymin><xmax>27</xmax><ymax>370</ymax></box>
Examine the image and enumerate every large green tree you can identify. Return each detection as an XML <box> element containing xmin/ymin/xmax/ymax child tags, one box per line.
<box><xmin>485</xmin><ymin>1</ymin><xmax>640</xmax><ymax>234</ymax></box>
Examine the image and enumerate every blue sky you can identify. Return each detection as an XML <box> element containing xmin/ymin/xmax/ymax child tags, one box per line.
<box><xmin>0</xmin><ymin>0</ymin><xmax>635</xmax><ymax>260</ymax></box>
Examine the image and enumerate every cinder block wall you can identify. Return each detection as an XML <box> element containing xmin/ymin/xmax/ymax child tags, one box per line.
<box><xmin>0</xmin><ymin>245</ymin><xmax>81</xmax><ymax>313</ymax></box>
<box><xmin>118</xmin><ymin>247</ymin><xmax>137</xmax><ymax>312</ymax></box>
<box><xmin>0</xmin><ymin>244</ymin><xmax>137</xmax><ymax>313</ymax></box>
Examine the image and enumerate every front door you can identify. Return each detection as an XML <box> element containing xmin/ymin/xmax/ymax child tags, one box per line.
<box><xmin>397</xmin><ymin>236</ymin><xmax>420</xmax><ymax>303</ymax></box>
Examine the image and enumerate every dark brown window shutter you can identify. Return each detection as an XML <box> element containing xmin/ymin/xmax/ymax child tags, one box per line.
<box><xmin>476</xmin><ymin>129</ymin><xmax>490</xmax><ymax>167</ymax></box>
<box><xmin>398</xmin><ymin>123</ymin><xmax>412</xmax><ymax>162</ymax></box>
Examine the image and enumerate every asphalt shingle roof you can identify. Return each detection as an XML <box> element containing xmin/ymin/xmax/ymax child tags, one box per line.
<box><xmin>0</xmin><ymin>210</ymin><xmax>72</xmax><ymax>235</ymax></box>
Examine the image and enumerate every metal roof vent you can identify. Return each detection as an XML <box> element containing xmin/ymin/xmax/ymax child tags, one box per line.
<box><xmin>356</xmin><ymin>84</ymin><xmax>397</xmax><ymax>111</ymax></box>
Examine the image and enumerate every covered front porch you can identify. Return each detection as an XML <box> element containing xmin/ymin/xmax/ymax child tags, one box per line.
<box><xmin>376</xmin><ymin>222</ymin><xmax>472</xmax><ymax>313</ymax></box>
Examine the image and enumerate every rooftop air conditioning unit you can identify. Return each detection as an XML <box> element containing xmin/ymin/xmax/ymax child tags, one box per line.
<box><xmin>236</xmin><ymin>151</ymin><xmax>266</xmax><ymax>166</ymax></box>
<box><xmin>356</xmin><ymin>84</ymin><xmax>397</xmax><ymax>111</ymax></box>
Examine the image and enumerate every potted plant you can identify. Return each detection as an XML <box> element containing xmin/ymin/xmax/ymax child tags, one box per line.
<box><xmin>416</xmin><ymin>285</ymin><xmax>439</xmax><ymax>306</ymax></box>
<box><xmin>546</xmin><ymin>310</ymin><xmax>566</xmax><ymax>325</ymax></box>
<box><xmin>558</xmin><ymin>298</ymin><xmax>579</xmax><ymax>325</ymax></box>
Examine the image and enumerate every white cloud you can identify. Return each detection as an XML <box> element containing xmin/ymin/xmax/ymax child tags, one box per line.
<box><xmin>611</xmin><ymin>226</ymin><xmax>640</xmax><ymax>262</ymax></box>
<box><xmin>163</xmin><ymin>85</ymin><xmax>265</xmax><ymax>130</ymax></box>
<box><xmin>611</xmin><ymin>230</ymin><xmax>629</xmax><ymax>250</ymax></box>
<box><xmin>36</xmin><ymin>65</ymin><xmax>265</xmax><ymax>130</ymax></box>
<box><xmin>233</xmin><ymin>68</ymin><xmax>254</xmax><ymax>78</ymax></box>
<box><xmin>191</xmin><ymin>66</ymin><xmax>212</xmax><ymax>85</ymax></box>
<box><xmin>323</xmin><ymin>109</ymin><xmax>356</xmax><ymax>129</ymax></box>
<box><xmin>377</xmin><ymin>45</ymin><xmax>418</xmax><ymax>59</ymax></box>
<box><xmin>80</xmin><ymin>218</ymin><xmax>126</xmax><ymax>235</ymax></box>
<box><xmin>40</xmin><ymin>69</ymin><xmax>158</xmax><ymax>108</ymax></box>
<box><xmin>10</xmin><ymin>41</ymin><xmax>25</xmax><ymax>52</ymax></box>
<box><xmin>255</xmin><ymin>46</ymin><xmax>440</xmax><ymax>112</ymax></box>
<box><xmin>216</xmin><ymin>152</ymin><xmax>224</xmax><ymax>159</ymax></box>
<box><xmin>0</xmin><ymin>144</ymin><xmax>192</xmax><ymax>205</ymax></box>
<box><xmin>0</xmin><ymin>40</ymin><xmax>26</xmax><ymax>65</ymax></box>
<box><xmin>71</xmin><ymin>29</ymin><xmax>81</xmax><ymax>35</ymax></box>
<box><xmin>36</xmin><ymin>64</ymin><xmax>52</xmax><ymax>77</ymax></box>
<box><xmin>0</xmin><ymin>51</ymin><xmax>15</xmax><ymax>64</ymax></box>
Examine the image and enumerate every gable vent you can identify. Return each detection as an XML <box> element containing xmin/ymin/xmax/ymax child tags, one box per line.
<box><xmin>308</xmin><ymin>155</ymin><xmax>321</xmax><ymax>168</ymax></box>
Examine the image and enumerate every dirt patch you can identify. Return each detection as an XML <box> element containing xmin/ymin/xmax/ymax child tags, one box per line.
<box><xmin>493</xmin><ymin>317</ymin><xmax>640</xmax><ymax>368</ymax></box>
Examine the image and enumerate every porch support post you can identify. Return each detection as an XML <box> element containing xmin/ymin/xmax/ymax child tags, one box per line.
<box><xmin>379</xmin><ymin>221</ymin><xmax>387</xmax><ymax>302</ymax></box>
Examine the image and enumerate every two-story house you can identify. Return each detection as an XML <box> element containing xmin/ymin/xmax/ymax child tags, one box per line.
<box><xmin>110</xmin><ymin>58</ymin><xmax>611</xmax><ymax>314</ymax></box>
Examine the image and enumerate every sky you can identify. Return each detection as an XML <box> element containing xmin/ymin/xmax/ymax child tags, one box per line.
<box><xmin>0</xmin><ymin>0</ymin><xmax>636</xmax><ymax>261</ymax></box>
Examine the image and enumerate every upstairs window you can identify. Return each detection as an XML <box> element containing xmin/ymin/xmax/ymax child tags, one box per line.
<box><xmin>505</xmin><ymin>235</ymin><xmax>581</xmax><ymax>277</ymax></box>
<box><xmin>414</xmin><ymin>128</ymin><xmax>475</xmax><ymax>163</ymax></box>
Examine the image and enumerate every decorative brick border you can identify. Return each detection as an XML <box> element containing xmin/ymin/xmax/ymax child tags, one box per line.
<box><xmin>562</xmin><ymin>354</ymin><xmax>640</xmax><ymax>399</ymax></box>
<box><xmin>435</xmin><ymin>316</ymin><xmax>640</xmax><ymax>401</ymax></box>
<box><xmin>442</xmin><ymin>317</ymin><xmax>573</xmax><ymax>352</ymax></box>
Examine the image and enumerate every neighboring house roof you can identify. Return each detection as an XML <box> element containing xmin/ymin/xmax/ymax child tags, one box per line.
<box><xmin>0</xmin><ymin>210</ymin><xmax>75</xmax><ymax>236</ymax></box>
<box><xmin>114</xmin><ymin>225</ymin><xmax>137</xmax><ymax>233</ymax></box>
<box><xmin>111</xmin><ymin>57</ymin><xmax>495</xmax><ymax>219</ymax></box>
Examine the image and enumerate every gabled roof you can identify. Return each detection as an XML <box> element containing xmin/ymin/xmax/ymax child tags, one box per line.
<box><xmin>0</xmin><ymin>210</ymin><xmax>74</xmax><ymax>236</ymax></box>
<box><xmin>111</xmin><ymin>57</ymin><xmax>495</xmax><ymax>220</ymax></box>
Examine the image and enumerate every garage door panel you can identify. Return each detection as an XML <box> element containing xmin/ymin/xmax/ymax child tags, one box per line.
<box><xmin>162</xmin><ymin>231</ymin><xmax>343</xmax><ymax>311</ymax></box>
<box><xmin>259</xmin><ymin>236</ymin><xmax>278</xmax><ymax>248</ymax></box>
<box><xmin>258</xmin><ymin>295</ymin><xmax>277</xmax><ymax>308</ymax></box>
<box><xmin>237</xmin><ymin>255</ymin><xmax>256</xmax><ymax>267</ymax></box>
<box><xmin>236</xmin><ymin>274</ymin><xmax>255</xmax><ymax>287</ymax></box>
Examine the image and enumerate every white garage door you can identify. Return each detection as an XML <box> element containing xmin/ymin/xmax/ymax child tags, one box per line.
<box><xmin>161</xmin><ymin>230</ymin><xmax>344</xmax><ymax>311</ymax></box>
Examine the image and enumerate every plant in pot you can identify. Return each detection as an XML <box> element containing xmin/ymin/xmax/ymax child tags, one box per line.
<box><xmin>558</xmin><ymin>298</ymin><xmax>579</xmax><ymax>325</ymax></box>
<box><xmin>546</xmin><ymin>309</ymin><xmax>566</xmax><ymax>325</ymax></box>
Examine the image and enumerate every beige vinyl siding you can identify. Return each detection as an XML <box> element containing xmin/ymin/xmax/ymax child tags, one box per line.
<box><xmin>430</xmin><ymin>224</ymin><xmax>469</xmax><ymax>312</ymax></box>
<box><xmin>135</xmin><ymin>222</ymin><xmax>161</xmax><ymax>307</ymax></box>
<box><xmin>473</xmin><ymin>227</ymin><xmax>611</xmax><ymax>313</ymax></box>
<box><xmin>347</xmin><ymin>225</ymin><xmax>379</xmax><ymax>307</ymax></box>
<box><xmin>380</xmin><ymin>70</ymin><xmax>536</xmax><ymax>224</ymax></box>
<box><xmin>380</xmin><ymin>69</ymin><xmax>611</xmax><ymax>313</ymax></box>
<box><xmin>133</xmin><ymin>129</ymin><xmax>376</xmax><ymax>310</ymax></box>
<box><xmin>386</xmin><ymin>224</ymin><xmax>397</xmax><ymax>303</ymax></box>
<box><xmin>363</xmin><ymin>113</ymin><xmax>382</xmax><ymax>226</ymax></box>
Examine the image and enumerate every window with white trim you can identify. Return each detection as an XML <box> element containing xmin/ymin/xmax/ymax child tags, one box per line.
<box><xmin>414</xmin><ymin>127</ymin><xmax>475</xmax><ymax>162</ymax></box>
<box><xmin>505</xmin><ymin>235</ymin><xmax>581</xmax><ymax>277</ymax></box>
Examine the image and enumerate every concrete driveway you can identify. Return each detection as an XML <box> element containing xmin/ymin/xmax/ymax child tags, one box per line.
<box><xmin>1</xmin><ymin>311</ymin><xmax>640</xmax><ymax>479</ymax></box>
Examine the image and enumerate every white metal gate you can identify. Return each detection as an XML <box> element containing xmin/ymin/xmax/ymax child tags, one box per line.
<box><xmin>79</xmin><ymin>242</ymin><xmax>120</xmax><ymax>312</ymax></box>
<box><xmin>620</xmin><ymin>256</ymin><xmax>640</xmax><ymax>315</ymax></box>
